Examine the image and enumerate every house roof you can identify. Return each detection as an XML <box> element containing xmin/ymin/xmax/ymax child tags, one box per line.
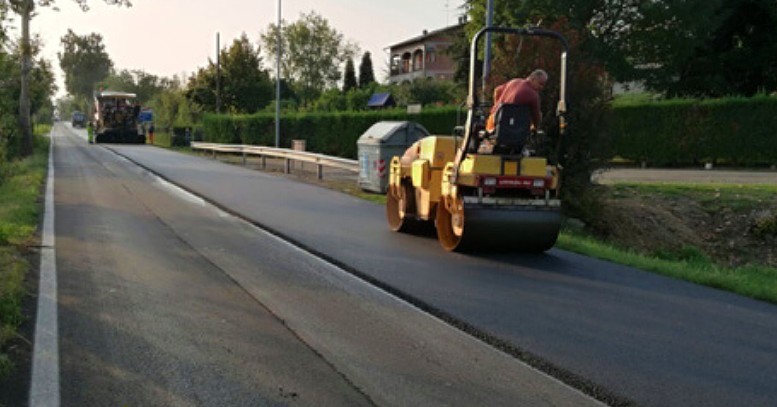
<box><xmin>367</xmin><ymin>93</ymin><xmax>396</xmax><ymax>107</ymax></box>
<box><xmin>386</xmin><ymin>23</ymin><xmax>465</xmax><ymax>51</ymax></box>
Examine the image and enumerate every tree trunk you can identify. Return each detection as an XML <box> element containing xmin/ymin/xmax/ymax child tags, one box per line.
<box><xmin>18</xmin><ymin>0</ymin><xmax>33</xmax><ymax>157</ymax></box>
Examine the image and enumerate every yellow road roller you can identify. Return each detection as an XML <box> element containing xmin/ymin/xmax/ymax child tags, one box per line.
<box><xmin>386</xmin><ymin>26</ymin><xmax>569</xmax><ymax>252</ymax></box>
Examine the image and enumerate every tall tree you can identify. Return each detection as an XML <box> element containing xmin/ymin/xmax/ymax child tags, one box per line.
<box><xmin>186</xmin><ymin>33</ymin><xmax>273</xmax><ymax>113</ymax></box>
<box><xmin>101</xmin><ymin>69</ymin><xmax>172</xmax><ymax>103</ymax></box>
<box><xmin>462</xmin><ymin>0</ymin><xmax>615</xmax><ymax>218</ymax></box>
<box><xmin>342</xmin><ymin>58</ymin><xmax>357</xmax><ymax>92</ymax></box>
<box><xmin>9</xmin><ymin>0</ymin><xmax>130</xmax><ymax>157</ymax></box>
<box><xmin>0</xmin><ymin>34</ymin><xmax>56</xmax><ymax>158</ymax></box>
<box><xmin>58</xmin><ymin>29</ymin><xmax>113</xmax><ymax>102</ymax></box>
<box><xmin>261</xmin><ymin>11</ymin><xmax>358</xmax><ymax>106</ymax></box>
<box><xmin>358</xmin><ymin>51</ymin><xmax>375</xmax><ymax>88</ymax></box>
<box><xmin>672</xmin><ymin>0</ymin><xmax>777</xmax><ymax>97</ymax></box>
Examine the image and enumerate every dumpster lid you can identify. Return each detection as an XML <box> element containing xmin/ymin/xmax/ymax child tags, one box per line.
<box><xmin>358</xmin><ymin>121</ymin><xmax>429</xmax><ymax>145</ymax></box>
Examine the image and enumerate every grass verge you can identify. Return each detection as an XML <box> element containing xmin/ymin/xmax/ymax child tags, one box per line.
<box><xmin>0</xmin><ymin>131</ymin><xmax>49</xmax><ymax>379</ymax></box>
<box><xmin>557</xmin><ymin>231</ymin><xmax>777</xmax><ymax>304</ymax></box>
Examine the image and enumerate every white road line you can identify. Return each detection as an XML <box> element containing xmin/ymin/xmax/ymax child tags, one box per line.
<box><xmin>29</xmin><ymin>130</ymin><xmax>60</xmax><ymax>406</ymax></box>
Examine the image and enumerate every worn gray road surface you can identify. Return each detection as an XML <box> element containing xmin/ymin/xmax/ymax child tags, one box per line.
<box><xmin>52</xmin><ymin>124</ymin><xmax>601</xmax><ymax>406</ymax></box>
<box><xmin>94</xmin><ymin>129</ymin><xmax>777</xmax><ymax>407</ymax></box>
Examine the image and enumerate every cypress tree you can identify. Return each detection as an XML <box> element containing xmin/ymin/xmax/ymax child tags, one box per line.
<box><xmin>358</xmin><ymin>52</ymin><xmax>375</xmax><ymax>87</ymax></box>
<box><xmin>343</xmin><ymin>58</ymin><xmax>357</xmax><ymax>92</ymax></box>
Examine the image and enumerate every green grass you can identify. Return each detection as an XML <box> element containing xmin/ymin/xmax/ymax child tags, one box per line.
<box><xmin>0</xmin><ymin>132</ymin><xmax>49</xmax><ymax>379</ymax></box>
<box><xmin>611</xmin><ymin>182</ymin><xmax>777</xmax><ymax>212</ymax></box>
<box><xmin>557</xmin><ymin>231</ymin><xmax>777</xmax><ymax>304</ymax></box>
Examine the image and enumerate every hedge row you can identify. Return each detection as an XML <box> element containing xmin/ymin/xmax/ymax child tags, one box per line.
<box><xmin>201</xmin><ymin>96</ymin><xmax>777</xmax><ymax>166</ymax></box>
<box><xmin>201</xmin><ymin>107</ymin><xmax>462</xmax><ymax>159</ymax></box>
<box><xmin>609</xmin><ymin>95</ymin><xmax>777</xmax><ymax>166</ymax></box>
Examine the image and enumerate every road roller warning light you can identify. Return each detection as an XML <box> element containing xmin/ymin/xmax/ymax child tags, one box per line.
<box><xmin>386</xmin><ymin>26</ymin><xmax>570</xmax><ymax>252</ymax></box>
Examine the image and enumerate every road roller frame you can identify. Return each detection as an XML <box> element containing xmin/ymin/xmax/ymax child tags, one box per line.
<box><xmin>387</xmin><ymin>26</ymin><xmax>569</xmax><ymax>252</ymax></box>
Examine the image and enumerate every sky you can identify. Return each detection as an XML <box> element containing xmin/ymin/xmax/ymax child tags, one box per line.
<box><xmin>14</xmin><ymin>0</ymin><xmax>466</xmax><ymax>99</ymax></box>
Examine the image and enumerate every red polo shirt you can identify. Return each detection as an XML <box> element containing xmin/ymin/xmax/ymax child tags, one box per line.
<box><xmin>487</xmin><ymin>78</ymin><xmax>541</xmax><ymax>131</ymax></box>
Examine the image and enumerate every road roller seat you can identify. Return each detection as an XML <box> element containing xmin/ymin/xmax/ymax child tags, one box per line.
<box><xmin>492</xmin><ymin>104</ymin><xmax>531</xmax><ymax>155</ymax></box>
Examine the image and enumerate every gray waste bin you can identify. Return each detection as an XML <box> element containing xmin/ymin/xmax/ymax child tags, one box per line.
<box><xmin>357</xmin><ymin>121</ymin><xmax>429</xmax><ymax>193</ymax></box>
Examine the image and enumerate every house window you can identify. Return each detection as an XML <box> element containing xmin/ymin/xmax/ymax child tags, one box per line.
<box><xmin>413</xmin><ymin>50</ymin><xmax>424</xmax><ymax>71</ymax></box>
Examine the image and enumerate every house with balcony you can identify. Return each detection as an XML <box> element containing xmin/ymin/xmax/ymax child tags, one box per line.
<box><xmin>386</xmin><ymin>23</ymin><xmax>464</xmax><ymax>84</ymax></box>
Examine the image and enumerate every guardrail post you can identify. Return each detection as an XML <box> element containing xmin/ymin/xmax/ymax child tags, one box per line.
<box><xmin>285</xmin><ymin>158</ymin><xmax>291</xmax><ymax>174</ymax></box>
<box><xmin>261</xmin><ymin>155</ymin><xmax>266</xmax><ymax>169</ymax></box>
<box><xmin>317</xmin><ymin>164</ymin><xmax>323</xmax><ymax>180</ymax></box>
<box><xmin>242</xmin><ymin>151</ymin><xmax>247</xmax><ymax>166</ymax></box>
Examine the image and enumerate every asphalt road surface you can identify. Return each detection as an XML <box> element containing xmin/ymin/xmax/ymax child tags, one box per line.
<box><xmin>47</xmin><ymin>123</ymin><xmax>777</xmax><ymax>406</ymax></box>
<box><xmin>49</xmin><ymin>124</ymin><xmax>602</xmax><ymax>406</ymax></box>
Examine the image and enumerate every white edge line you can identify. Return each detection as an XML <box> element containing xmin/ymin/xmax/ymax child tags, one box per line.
<box><xmin>29</xmin><ymin>130</ymin><xmax>60</xmax><ymax>406</ymax></box>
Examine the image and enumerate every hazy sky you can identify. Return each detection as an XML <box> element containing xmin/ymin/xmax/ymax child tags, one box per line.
<box><xmin>18</xmin><ymin>0</ymin><xmax>465</xmax><ymax>98</ymax></box>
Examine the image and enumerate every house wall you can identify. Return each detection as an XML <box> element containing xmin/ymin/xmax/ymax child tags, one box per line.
<box><xmin>387</xmin><ymin>25</ymin><xmax>461</xmax><ymax>84</ymax></box>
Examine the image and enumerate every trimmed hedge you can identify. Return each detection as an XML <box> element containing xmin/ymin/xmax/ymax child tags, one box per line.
<box><xmin>610</xmin><ymin>95</ymin><xmax>777</xmax><ymax>166</ymax></box>
<box><xmin>201</xmin><ymin>107</ymin><xmax>462</xmax><ymax>159</ymax></box>
<box><xmin>201</xmin><ymin>96</ymin><xmax>777</xmax><ymax>167</ymax></box>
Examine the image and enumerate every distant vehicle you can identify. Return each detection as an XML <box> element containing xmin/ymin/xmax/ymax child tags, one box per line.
<box><xmin>71</xmin><ymin>111</ymin><xmax>86</xmax><ymax>128</ymax></box>
<box><xmin>93</xmin><ymin>91</ymin><xmax>145</xmax><ymax>143</ymax></box>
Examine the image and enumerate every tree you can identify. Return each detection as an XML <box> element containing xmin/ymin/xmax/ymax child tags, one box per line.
<box><xmin>58</xmin><ymin>29</ymin><xmax>113</xmax><ymax>102</ymax></box>
<box><xmin>9</xmin><ymin>0</ymin><xmax>131</xmax><ymax>157</ymax></box>
<box><xmin>0</xmin><ymin>34</ymin><xmax>56</xmax><ymax>158</ymax></box>
<box><xmin>101</xmin><ymin>69</ymin><xmax>173</xmax><ymax>103</ymax></box>
<box><xmin>261</xmin><ymin>11</ymin><xmax>358</xmax><ymax>106</ymax></box>
<box><xmin>342</xmin><ymin>58</ymin><xmax>357</xmax><ymax>92</ymax></box>
<box><xmin>671</xmin><ymin>0</ymin><xmax>777</xmax><ymax>97</ymax></box>
<box><xmin>462</xmin><ymin>1</ymin><xmax>613</xmax><ymax>219</ymax></box>
<box><xmin>358</xmin><ymin>51</ymin><xmax>375</xmax><ymax>88</ymax></box>
<box><xmin>186</xmin><ymin>33</ymin><xmax>273</xmax><ymax>113</ymax></box>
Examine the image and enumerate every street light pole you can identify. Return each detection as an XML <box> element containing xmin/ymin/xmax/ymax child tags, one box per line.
<box><xmin>216</xmin><ymin>32</ymin><xmax>221</xmax><ymax>114</ymax></box>
<box><xmin>274</xmin><ymin>0</ymin><xmax>282</xmax><ymax>148</ymax></box>
<box><xmin>483</xmin><ymin>0</ymin><xmax>494</xmax><ymax>94</ymax></box>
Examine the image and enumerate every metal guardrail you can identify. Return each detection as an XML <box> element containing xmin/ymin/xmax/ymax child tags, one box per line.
<box><xmin>190</xmin><ymin>142</ymin><xmax>359</xmax><ymax>180</ymax></box>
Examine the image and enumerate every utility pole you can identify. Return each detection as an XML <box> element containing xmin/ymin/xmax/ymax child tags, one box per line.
<box><xmin>274</xmin><ymin>0</ymin><xmax>282</xmax><ymax>148</ymax></box>
<box><xmin>216</xmin><ymin>32</ymin><xmax>221</xmax><ymax>114</ymax></box>
<box><xmin>483</xmin><ymin>0</ymin><xmax>494</xmax><ymax>95</ymax></box>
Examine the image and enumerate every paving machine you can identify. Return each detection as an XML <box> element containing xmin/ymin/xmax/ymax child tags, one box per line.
<box><xmin>386</xmin><ymin>26</ymin><xmax>569</xmax><ymax>252</ymax></box>
<box><xmin>93</xmin><ymin>91</ymin><xmax>146</xmax><ymax>144</ymax></box>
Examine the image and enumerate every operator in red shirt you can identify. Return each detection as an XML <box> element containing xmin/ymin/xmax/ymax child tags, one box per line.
<box><xmin>485</xmin><ymin>69</ymin><xmax>548</xmax><ymax>133</ymax></box>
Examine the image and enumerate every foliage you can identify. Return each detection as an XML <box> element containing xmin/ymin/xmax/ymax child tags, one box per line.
<box><xmin>610</xmin><ymin>95</ymin><xmax>777</xmax><ymax>166</ymax></box>
<box><xmin>463</xmin><ymin>2</ymin><xmax>614</xmax><ymax>219</ymax></box>
<box><xmin>261</xmin><ymin>11</ymin><xmax>358</xmax><ymax>106</ymax></box>
<box><xmin>358</xmin><ymin>51</ymin><xmax>375</xmax><ymax>88</ymax></box>
<box><xmin>674</xmin><ymin>0</ymin><xmax>777</xmax><ymax>97</ymax></box>
<box><xmin>200</xmin><ymin>106</ymin><xmax>461</xmax><ymax>158</ymax></box>
<box><xmin>58</xmin><ymin>29</ymin><xmax>113</xmax><ymax>101</ymax></box>
<box><xmin>101</xmin><ymin>69</ymin><xmax>173</xmax><ymax>104</ymax></box>
<box><xmin>0</xmin><ymin>132</ymin><xmax>47</xmax><ymax>381</ymax></box>
<box><xmin>0</xmin><ymin>47</ymin><xmax>16</xmax><ymax>173</ymax></box>
<box><xmin>464</xmin><ymin>0</ymin><xmax>777</xmax><ymax>98</ymax></box>
<box><xmin>0</xmin><ymin>35</ymin><xmax>56</xmax><ymax>159</ymax></box>
<box><xmin>149</xmin><ymin>80</ymin><xmax>199</xmax><ymax>131</ymax></box>
<box><xmin>342</xmin><ymin>58</ymin><xmax>357</xmax><ymax>92</ymax></box>
<box><xmin>186</xmin><ymin>33</ymin><xmax>273</xmax><ymax>114</ymax></box>
<box><xmin>393</xmin><ymin>79</ymin><xmax>464</xmax><ymax>107</ymax></box>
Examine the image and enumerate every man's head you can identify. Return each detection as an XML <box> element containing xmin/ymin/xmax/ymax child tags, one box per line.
<box><xmin>527</xmin><ymin>69</ymin><xmax>548</xmax><ymax>91</ymax></box>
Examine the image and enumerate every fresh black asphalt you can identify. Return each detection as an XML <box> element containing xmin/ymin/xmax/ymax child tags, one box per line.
<box><xmin>109</xmin><ymin>143</ymin><xmax>777</xmax><ymax>407</ymax></box>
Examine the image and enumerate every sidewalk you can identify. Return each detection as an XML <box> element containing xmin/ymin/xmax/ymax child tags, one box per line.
<box><xmin>592</xmin><ymin>167</ymin><xmax>777</xmax><ymax>185</ymax></box>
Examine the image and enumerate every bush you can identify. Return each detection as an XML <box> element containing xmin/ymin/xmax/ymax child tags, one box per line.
<box><xmin>610</xmin><ymin>95</ymin><xmax>777</xmax><ymax>166</ymax></box>
<box><xmin>201</xmin><ymin>107</ymin><xmax>461</xmax><ymax>158</ymax></box>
